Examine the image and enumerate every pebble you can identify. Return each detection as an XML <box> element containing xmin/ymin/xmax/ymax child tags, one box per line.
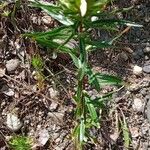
<box><xmin>6</xmin><ymin>113</ymin><xmax>23</xmax><ymax>131</ymax></box>
<box><xmin>49</xmin><ymin>101</ymin><xmax>58</xmax><ymax>111</ymax></box>
<box><xmin>146</xmin><ymin>100</ymin><xmax>150</xmax><ymax>123</ymax></box>
<box><xmin>129</xmin><ymin>84</ymin><xmax>141</xmax><ymax>92</ymax></box>
<box><xmin>130</xmin><ymin>127</ymin><xmax>139</xmax><ymax>138</ymax></box>
<box><xmin>6</xmin><ymin>59</ymin><xmax>20</xmax><ymax>73</ymax></box>
<box><xmin>38</xmin><ymin>129</ymin><xmax>50</xmax><ymax>146</ymax></box>
<box><xmin>119</xmin><ymin>52</ymin><xmax>128</xmax><ymax>61</ymax></box>
<box><xmin>110</xmin><ymin>132</ymin><xmax>119</xmax><ymax>142</ymax></box>
<box><xmin>143</xmin><ymin>65</ymin><xmax>150</xmax><ymax>74</ymax></box>
<box><xmin>140</xmin><ymin>88</ymin><xmax>147</xmax><ymax>96</ymax></box>
<box><xmin>48</xmin><ymin>87</ymin><xmax>58</xmax><ymax>99</ymax></box>
<box><xmin>133</xmin><ymin>98</ymin><xmax>144</xmax><ymax>112</ymax></box>
<box><xmin>3</xmin><ymin>88</ymin><xmax>15</xmax><ymax>96</ymax></box>
<box><xmin>42</xmin><ymin>16</ymin><xmax>52</xmax><ymax>25</ymax></box>
<box><xmin>143</xmin><ymin>46</ymin><xmax>150</xmax><ymax>53</ymax></box>
<box><xmin>133</xmin><ymin>65</ymin><xmax>142</xmax><ymax>75</ymax></box>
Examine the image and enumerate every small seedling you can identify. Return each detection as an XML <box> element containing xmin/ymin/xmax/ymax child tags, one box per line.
<box><xmin>9</xmin><ymin>135</ymin><xmax>32</xmax><ymax>150</ymax></box>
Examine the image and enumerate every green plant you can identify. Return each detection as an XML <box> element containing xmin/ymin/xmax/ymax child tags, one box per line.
<box><xmin>32</xmin><ymin>54</ymin><xmax>45</xmax><ymax>89</ymax></box>
<box><xmin>9</xmin><ymin>135</ymin><xmax>32</xmax><ymax>150</ymax></box>
<box><xmin>24</xmin><ymin>0</ymin><xmax>142</xmax><ymax>149</ymax></box>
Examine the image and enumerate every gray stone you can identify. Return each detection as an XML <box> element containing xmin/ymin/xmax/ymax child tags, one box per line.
<box><xmin>6</xmin><ymin>113</ymin><xmax>23</xmax><ymax>132</ymax></box>
<box><xmin>143</xmin><ymin>65</ymin><xmax>150</xmax><ymax>74</ymax></box>
<box><xmin>38</xmin><ymin>129</ymin><xmax>50</xmax><ymax>146</ymax></box>
<box><xmin>133</xmin><ymin>98</ymin><xmax>144</xmax><ymax>112</ymax></box>
<box><xmin>6</xmin><ymin>59</ymin><xmax>20</xmax><ymax>72</ymax></box>
<box><xmin>146</xmin><ymin>100</ymin><xmax>150</xmax><ymax>123</ymax></box>
<box><xmin>143</xmin><ymin>46</ymin><xmax>150</xmax><ymax>53</ymax></box>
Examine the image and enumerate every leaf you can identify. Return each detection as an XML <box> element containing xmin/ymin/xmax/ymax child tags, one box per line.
<box><xmin>88</xmin><ymin>92</ymin><xmax>113</xmax><ymax>107</ymax></box>
<box><xmin>24</xmin><ymin>26</ymin><xmax>72</xmax><ymax>39</ymax></box>
<box><xmin>29</xmin><ymin>0</ymin><xmax>74</xmax><ymax>25</ymax></box>
<box><xmin>24</xmin><ymin>26</ymin><xmax>75</xmax><ymax>53</ymax></box>
<box><xmin>85</xmin><ymin>19</ymin><xmax>143</xmax><ymax>29</ymax></box>
<box><xmin>86</xmin><ymin>66</ymin><xmax>100</xmax><ymax>91</ymax></box>
<box><xmin>120</xmin><ymin>112</ymin><xmax>130</xmax><ymax>149</ymax></box>
<box><xmin>85</xmin><ymin>96</ymin><xmax>100</xmax><ymax>128</ymax></box>
<box><xmin>86</xmin><ymin>39</ymin><xmax>113</xmax><ymax>49</ymax></box>
<box><xmin>72</xmin><ymin>124</ymin><xmax>80</xmax><ymax>139</ymax></box>
<box><xmin>79</xmin><ymin>36</ymin><xmax>87</xmax><ymax>63</ymax></box>
<box><xmin>79</xmin><ymin>117</ymin><xmax>85</xmax><ymax>143</ymax></box>
<box><xmin>95</xmin><ymin>73</ymin><xmax>122</xmax><ymax>86</ymax></box>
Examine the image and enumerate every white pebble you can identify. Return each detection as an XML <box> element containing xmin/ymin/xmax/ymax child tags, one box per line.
<box><xmin>133</xmin><ymin>98</ymin><xmax>144</xmax><ymax>112</ymax></box>
<box><xmin>38</xmin><ymin>129</ymin><xmax>50</xmax><ymax>146</ymax></box>
<box><xmin>133</xmin><ymin>65</ymin><xmax>142</xmax><ymax>75</ymax></box>
<box><xmin>6</xmin><ymin>113</ymin><xmax>22</xmax><ymax>131</ymax></box>
<box><xmin>6</xmin><ymin>59</ymin><xmax>20</xmax><ymax>72</ymax></box>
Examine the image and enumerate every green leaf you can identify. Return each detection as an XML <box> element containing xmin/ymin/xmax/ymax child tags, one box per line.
<box><xmin>24</xmin><ymin>26</ymin><xmax>75</xmax><ymax>53</ymax></box>
<box><xmin>79</xmin><ymin>36</ymin><xmax>87</xmax><ymax>63</ymax></box>
<box><xmin>85</xmin><ymin>96</ymin><xmax>100</xmax><ymax>128</ymax></box>
<box><xmin>80</xmin><ymin>117</ymin><xmax>85</xmax><ymax>143</ymax></box>
<box><xmin>85</xmin><ymin>19</ymin><xmax>143</xmax><ymax>29</ymax></box>
<box><xmin>120</xmin><ymin>113</ymin><xmax>130</xmax><ymax>149</ymax></box>
<box><xmin>86</xmin><ymin>39</ymin><xmax>113</xmax><ymax>49</ymax></box>
<box><xmin>95</xmin><ymin>73</ymin><xmax>122</xmax><ymax>86</ymax></box>
<box><xmin>29</xmin><ymin>0</ymin><xmax>74</xmax><ymax>25</ymax></box>
<box><xmin>78</xmin><ymin>63</ymin><xmax>86</xmax><ymax>81</ymax></box>
<box><xmin>86</xmin><ymin>66</ymin><xmax>101</xmax><ymax>91</ymax></box>
<box><xmin>72</xmin><ymin>124</ymin><xmax>80</xmax><ymax>139</ymax></box>
<box><xmin>69</xmin><ymin>53</ymin><xmax>81</xmax><ymax>68</ymax></box>
<box><xmin>24</xmin><ymin>26</ymin><xmax>72</xmax><ymax>39</ymax></box>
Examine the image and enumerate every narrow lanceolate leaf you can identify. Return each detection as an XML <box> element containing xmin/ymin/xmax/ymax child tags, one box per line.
<box><xmin>86</xmin><ymin>66</ymin><xmax>100</xmax><ymax>91</ymax></box>
<box><xmin>86</xmin><ymin>40</ymin><xmax>113</xmax><ymax>49</ymax></box>
<box><xmin>80</xmin><ymin>117</ymin><xmax>85</xmax><ymax>143</ymax></box>
<box><xmin>24</xmin><ymin>26</ymin><xmax>75</xmax><ymax>53</ymax></box>
<box><xmin>86</xmin><ymin>67</ymin><xmax>122</xmax><ymax>91</ymax></box>
<box><xmin>72</xmin><ymin>124</ymin><xmax>80</xmax><ymax>139</ymax></box>
<box><xmin>120</xmin><ymin>113</ymin><xmax>130</xmax><ymax>149</ymax></box>
<box><xmin>85</xmin><ymin>97</ymin><xmax>99</xmax><ymax>127</ymax></box>
<box><xmin>24</xmin><ymin>26</ymin><xmax>72</xmax><ymax>39</ymax></box>
<box><xmin>79</xmin><ymin>36</ymin><xmax>87</xmax><ymax>63</ymax></box>
<box><xmin>85</xmin><ymin>19</ymin><xmax>143</xmax><ymax>29</ymax></box>
<box><xmin>95</xmin><ymin>73</ymin><xmax>122</xmax><ymax>86</ymax></box>
<box><xmin>29</xmin><ymin>0</ymin><xmax>73</xmax><ymax>25</ymax></box>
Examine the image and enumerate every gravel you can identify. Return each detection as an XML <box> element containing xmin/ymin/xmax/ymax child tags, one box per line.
<box><xmin>143</xmin><ymin>64</ymin><xmax>150</xmax><ymax>74</ymax></box>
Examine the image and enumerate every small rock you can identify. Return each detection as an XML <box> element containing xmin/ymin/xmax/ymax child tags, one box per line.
<box><xmin>6</xmin><ymin>113</ymin><xmax>23</xmax><ymax>131</ymax></box>
<box><xmin>119</xmin><ymin>52</ymin><xmax>128</xmax><ymax>61</ymax></box>
<box><xmin>141</xmin><ymin>125</ymin><xmax>149</xmax><ymax>135</ymax></box>
<box><xmin>133</xmin><ymin>98</ymin><xmax>144</xmax><ymax>112</ymax></box>
<box><xmin>48</xmin><ymin>87</ymin><xmax>58</xmax><ymax>99</ymax></box>
<box><xmin>143</xmin><ymin>46</ymin><xmax>150</xmax><ymax>53</ymax></box>
<box><xmin>130</xmin><ymin>127</ymin><xmax>139</xmax><ymax>138</ymax></box>
<box><xmin>133</xmin><ymin>65</ymin><xmax>142</xmax><ymax>75</ymax></box>
<box><xmin>49</xmin><ymin>101</ymin><xmax>58</xmax><ymax>111</ymax></box>
<box><xmin>42</xmin><ymin>16</ymin><xmax>52</xmax><ymax>25</ymax></box>
<box><xmin>143</xmin><ymin>65</ymin><xmax>150</xmax><ymax>74</ymax></box>
<box><xmin>3</xmin><ymin>88</ymin><xmax>14</xmax><ymax>96</ymax></box>
<box><xmin>6</xmin><ymin>59</ymin><xmax>20</xmax><ymax>73</ymax></box>
<box><xmin>129</xmin><ymin>84</ymin><xmax>140</xmax><ymax>92</ymax></box>
<box><xmin>38</xmin><ymin>129</ymin><xmax>50</xmax><ymax>146</ymax></box>
<box><xmin>140</xmin><ymin>88</ymin><xmax>147</xmax><ymax>96</ymax></box>
<box><xmin>146</xmin><ymin>100</ymin><xmax>150</xmax><ymax>123</ymax></box>
<box><xmin>110</xmin><ymin>132</ymin><xmax>119</xmax><ymax>142</ymax></box>
<box><xmin>145</xmin><ymin>55</ymin><xmax>149</xmax><ymax>60</ymax></box>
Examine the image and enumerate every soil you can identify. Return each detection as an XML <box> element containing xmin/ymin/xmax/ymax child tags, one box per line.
<box><xmin>0</xmin><ymin>0</ymin><xmax>150</xmax><ymax>150</ymax></box>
